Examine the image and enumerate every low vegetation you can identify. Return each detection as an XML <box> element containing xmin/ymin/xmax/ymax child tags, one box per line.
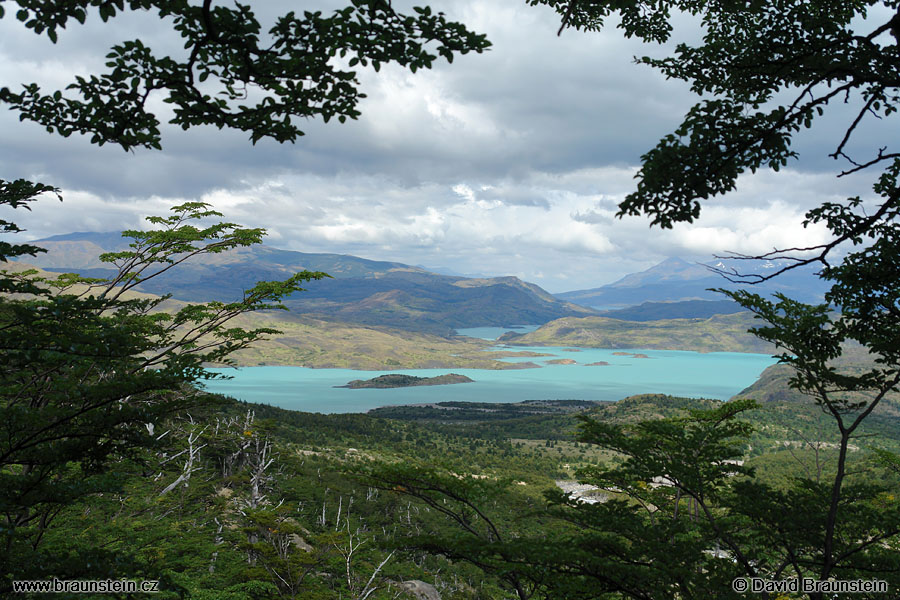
<box><xmin>5</xmin><ymin>0</ymin><xmax>900</xmax><ymax>596</ymax></box>
<box><xmin>5</xmin><ymin>390</ymin><xmax>898</xmax><ymax>598</ymax></box>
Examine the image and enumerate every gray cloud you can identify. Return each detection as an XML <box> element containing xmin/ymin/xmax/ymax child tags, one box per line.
<box><xmin>0</xmin><ymin>0</ymin><xmax>698</xmax><ymax>196</ymax></box>
<box><xmin>0</xmin><ymin>1</ymin><xmax>884</xmax><ymax>293</ymax></box>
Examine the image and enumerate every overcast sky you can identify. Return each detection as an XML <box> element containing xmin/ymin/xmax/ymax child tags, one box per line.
<box><xmin>0</xmin><ymin>1</ymin><xmax>883</xmax><ymax>292</ymax></box>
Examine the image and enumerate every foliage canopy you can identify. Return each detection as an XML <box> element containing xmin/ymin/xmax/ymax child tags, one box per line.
<box><xmin>4</xmin><ymin>0</ymin><xmax>900</xmax><ymax>598</ymax></box>
<box><xmin>0</xmin><ymin>0</ymin><xmax>489</xmax><ymax>590</ymax></box>
<box><xmin>364</xmin><ymin>2</ymin><xmax>900</xmax><ymax>598</ymax></box>
<box><xmin>1</xmin><ymin>0</ymin><xmax>490</xmax><ymax>148</ymax></box>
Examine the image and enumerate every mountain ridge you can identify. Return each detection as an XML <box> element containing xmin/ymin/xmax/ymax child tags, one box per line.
<box><xmin>556</xmin><ymin>257</ymin><xmax>828</xmax><ymax>308</ymax></box>
<box><xmin>17</xmin><ymin>231</ymin><xmax>595</xmax><ymax>334</ymax></box>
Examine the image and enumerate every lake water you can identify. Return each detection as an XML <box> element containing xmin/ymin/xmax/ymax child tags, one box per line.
<box><xmin>203</xmin><ymin>346</ymin><xmax>777</xmax><ymax>414</ymax></box>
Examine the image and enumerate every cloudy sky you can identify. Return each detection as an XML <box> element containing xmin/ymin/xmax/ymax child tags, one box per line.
<box><xmin>0</xmin><ymin>1</ymin><xmax>884</xmax><ymax>292</ymax></box>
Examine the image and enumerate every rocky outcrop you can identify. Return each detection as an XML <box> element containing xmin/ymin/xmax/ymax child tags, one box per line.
<box><xmin>399</xmin><ymin>579</ymin><xmax>441</xmax><ymax>600</ymax></box>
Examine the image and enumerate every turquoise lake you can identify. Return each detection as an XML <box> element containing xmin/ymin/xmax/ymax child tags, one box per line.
<box><xmin>203</xmin><ymin>343</ymin><xmax>778</xmax><ymax>414</ymax></box>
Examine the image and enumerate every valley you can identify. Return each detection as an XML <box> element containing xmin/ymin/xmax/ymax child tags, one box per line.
<box><xmin>7</xmin><ymin>228</ymin><xmax>899</xmax><ymax>600</ymax></box>
<box><xmin>6</xmin><ymin>4</ymin><xmax>899</xmax><ymax>596</ymax></box>
<box><xmin>15</xmin><ymin>232</ymin><xmax>798</xmax><ymax>371</ymax></box>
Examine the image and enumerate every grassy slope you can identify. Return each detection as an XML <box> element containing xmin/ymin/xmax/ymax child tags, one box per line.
<box><xmin>223</xmin><ymin>311</ymin><xmax>541</xmax><ymax>370</ymax></box>
<box><xmin>499</xmin><ymin>312</ymin><xmax>775</xmax><ymax>353</ymax></box>
<box><xmin>1</xmin><ymin>262</ymin><xmax>551</xmax><ymax>371</ymax></box>
<box><xmin>9</xmin><ymin>263</ymin><xmax>778</xmax><ymax>369</ymax></box>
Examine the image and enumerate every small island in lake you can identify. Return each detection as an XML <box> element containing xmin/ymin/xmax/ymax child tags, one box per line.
<box><xmin>545</xmin><ymin>358</ymin><xmax>577</xmax><ymax>365</ymax></box>
<box><xmin>585</xmin><ymin>361</ymin><xmax>610</xmax><ymax>366</ymax></box>
<box><xmin>338</xmin><ymin>373</ymin><xmax>474</xmax><ymax>389</ymax></box>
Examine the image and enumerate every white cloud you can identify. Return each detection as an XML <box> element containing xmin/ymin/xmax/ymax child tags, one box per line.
<box><xmin>0</xmin><ymin>1</ymin><xmax>884</xmax><ymax>295</ymax></box>
<box><xmin>3</xmin><ymin>162</ymin><xmax>868</xmax><ymax>293</ymax></box>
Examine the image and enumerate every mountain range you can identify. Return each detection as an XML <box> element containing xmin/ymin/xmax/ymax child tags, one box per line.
<box><xmin>14</xmin><ymin>233</ymin><xmax>830</xmax><ymax>335</ymax></box>
<box><xmin>555</xmin><ymin>256</ymin><xmax>829</xmax><ymax>308</ymax></box>
<box><xmin>19</xmin><ymin>232</ymin><xmax>594</xmax><ymax>334</ymax></box>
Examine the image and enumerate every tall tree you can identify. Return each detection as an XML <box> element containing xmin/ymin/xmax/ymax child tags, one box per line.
<box><xmin>370</xmin><ymin>3</ymin><xmax>900</xmax><ymax>598</ymax></box>
<box><xmin>0</xmin><ymin>199</ymin><xmax>328</xmax><ymax>581</ymax></box>
<box><xmin>523</xmin><ymin>1</ymin><xmax>900</xmax><ymax>597</ymax></box>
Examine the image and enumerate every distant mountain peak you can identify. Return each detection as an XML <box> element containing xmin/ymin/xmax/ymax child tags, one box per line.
<box><xmin>658</xmin><ymin>256</ymin><xmax>692</xmax><ymax>266</ymax></box>
<box><xmin>555</xmin><ymin>255</ymin><xmax>828</xmax><ymax>309</ymax></box>
<box><xmin>606</xmin><ymin>257</ymin><xmax>710</xmax><ymax>289</ymax></box>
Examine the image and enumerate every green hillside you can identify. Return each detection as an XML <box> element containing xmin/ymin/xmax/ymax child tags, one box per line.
<box><xmin>291</xmin><ymin>271</ymin><xmax>594</xmax><ymax>334</ymax></box>
<box><xmin>1</xmin><ymin>262</ymin><xmax>547</xmax><ymax>370</ymax></box>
